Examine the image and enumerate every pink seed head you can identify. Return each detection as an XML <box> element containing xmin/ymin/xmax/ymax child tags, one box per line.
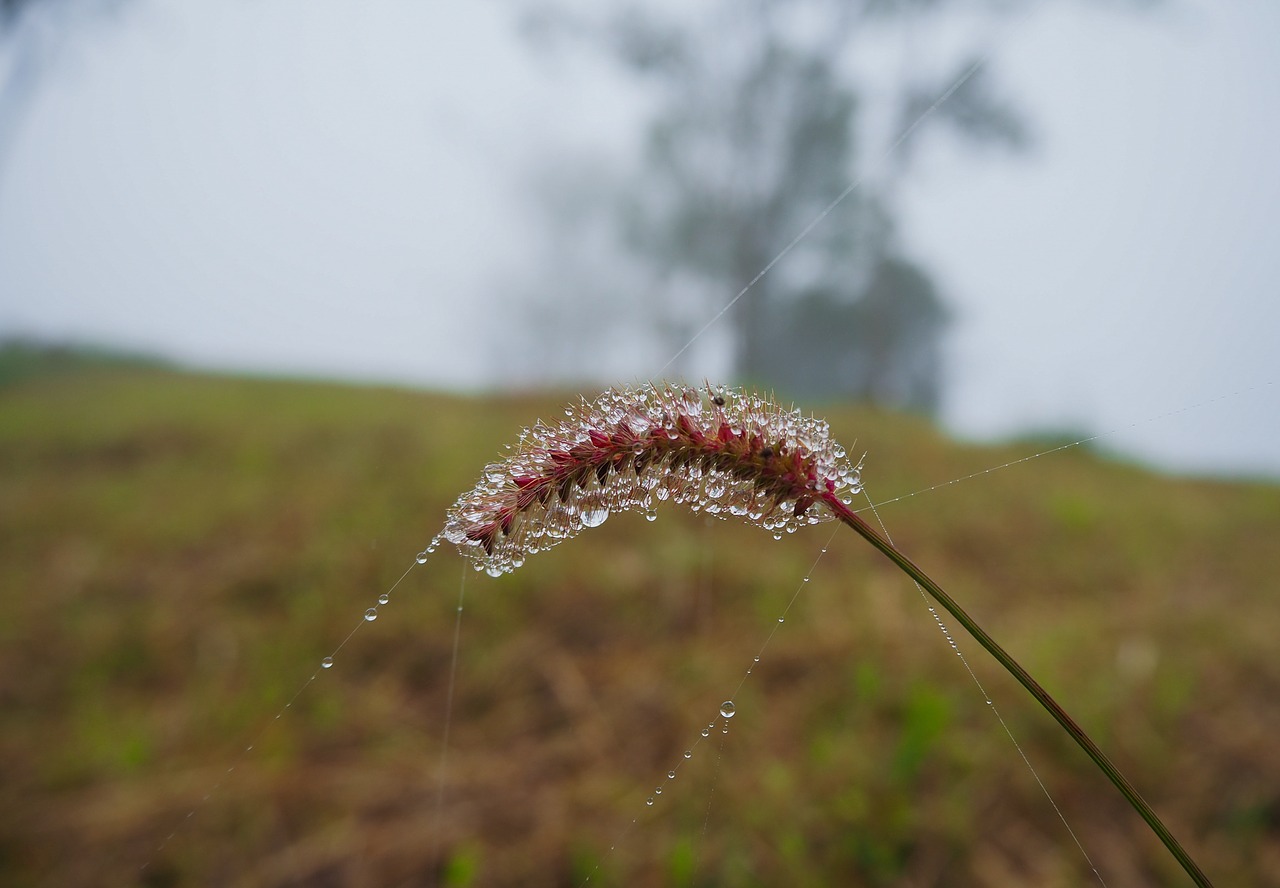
<box><xmin>442</xmin><ymin>383</ymin><xmax>863</xmax><ymax>576</ymax></box>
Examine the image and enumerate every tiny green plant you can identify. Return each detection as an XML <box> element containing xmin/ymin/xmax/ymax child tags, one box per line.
<box><xmin>443</xmin><ymin>381</ymin><xmax>1213</xmax><ymax>887</ymax></box>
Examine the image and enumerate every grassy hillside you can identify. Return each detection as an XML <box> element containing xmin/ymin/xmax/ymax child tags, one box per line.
<box><xmin>1</xmin><ymin>362</ymin><xmax>1277</xmax><ymax>887</ymax></box>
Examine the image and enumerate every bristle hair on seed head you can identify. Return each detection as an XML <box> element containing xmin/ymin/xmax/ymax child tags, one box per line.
<box><xmin>442</xmin><ymin>383</ymin><xmax>863</xmax><ymax>577</ymax></box>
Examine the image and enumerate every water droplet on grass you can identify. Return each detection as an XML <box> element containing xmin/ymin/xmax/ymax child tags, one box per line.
<box><xmin>578</xmin><ymin>490</ymin><xmax>610</xmax><ymax>528</ymax></box>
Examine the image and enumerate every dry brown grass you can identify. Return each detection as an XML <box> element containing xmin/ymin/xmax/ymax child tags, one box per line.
<box><xmin>2</xmin><ymin>362</ymin><xmax>1277</xmax><ymax>886</ymax></box>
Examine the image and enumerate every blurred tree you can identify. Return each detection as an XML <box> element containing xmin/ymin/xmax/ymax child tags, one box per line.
<box><xmin>0</xmin><ymin>0</ymin><xmax>128</xmax><ymax>190</ymax></box>
<box><xmin>767</xmin><ymin>256</ymin><xmax>950</xmax><ymax>411</ymax></box>
<box><xmin>511</xmin><ymin>0</ymin><xmax>1147</xmax><ymax>412</ymax></box>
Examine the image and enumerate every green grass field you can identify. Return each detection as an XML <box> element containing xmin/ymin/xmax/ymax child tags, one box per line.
<box><xmin>2</xmin><ymin>355</ymin><xmax>1277</xmax><ymax>886</ymax></box>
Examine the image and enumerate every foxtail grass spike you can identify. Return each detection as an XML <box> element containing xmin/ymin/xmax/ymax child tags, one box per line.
<box><xmin>443</xmin><ymin>383</ymin><xmax>862</xmax><ymax>575</ymax></box>
<box><xmin>443</xmin><ymin>383</ymin><xmax>1212</xmax><ymax>887</ymax></box>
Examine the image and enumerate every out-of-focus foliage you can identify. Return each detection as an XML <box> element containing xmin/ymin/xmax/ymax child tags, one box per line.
<box><xmin>0</xmin><ymin>0</ymin><xmax>131</xmax><ymax>184</ymax></box>
<box><xmin>510</xmin><ymin>0</ymin><xmax>1163</xmax><ymax>412</ymax></box>
<box><xmin>511</xmin><ymin>0</ymin><xmax>1037</xmax><ymax>412</ymax></box>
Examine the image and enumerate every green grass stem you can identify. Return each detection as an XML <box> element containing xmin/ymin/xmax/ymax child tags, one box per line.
<box><xmin>824</xmin><ymin>494</ymin><xmax>1214</xmax><ymax>888</ymax></box>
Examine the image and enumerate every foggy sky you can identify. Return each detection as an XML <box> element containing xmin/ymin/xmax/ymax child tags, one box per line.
<box><xmin>0</xmin><ymin>0</ymin><xmax>1277</xmax><ymax>478</ymax></box>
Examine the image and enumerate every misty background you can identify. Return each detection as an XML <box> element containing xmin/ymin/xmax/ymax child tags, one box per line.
<box><xmin>1</xmin><ymin>0</ymin><xmax>1277</xmax><ymax>478</ymax></box>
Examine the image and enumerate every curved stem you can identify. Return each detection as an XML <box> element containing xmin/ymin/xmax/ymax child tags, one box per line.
<box><xmin>823</xmin><ymin>495</ymin><xmax>1212</xmax><ymax>888</ymax></box>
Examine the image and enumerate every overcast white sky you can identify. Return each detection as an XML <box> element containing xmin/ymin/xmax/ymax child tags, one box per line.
<box><xmin>1</xmin><ymin>0</ymin><xmax>1277</xmax><ymax>478</ymax></box>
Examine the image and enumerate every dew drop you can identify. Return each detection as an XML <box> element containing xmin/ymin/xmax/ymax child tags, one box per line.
<box><xmin>646</xmin><ymin>797</ymin><xmax>654</xmax><ymax>807</ymax></box>
<box><xmin>668</xmin><ymin>770</ymin><xmax>676</xmax><ymax>780</ymax></box>
<box><xmin>654</xmin><ymin>787</ymin><xmax>662</xmax><ymax>795</ymax></box>
<box><xmin>364</xmin><ymin>608</ymin><xmax>378</xmax><ymax>622</ymax></box>
<box><xmin>777</xmin><ymin>617</ymin><xmax>785</xmax><ymax>624</ymax></box>
<box><xmin>579</xmin><ymin>497</ymin><xmax>610</xmax><ymax>528</ymax></box>
<box><xmin>644</xmin><ymin>511</ymin><xmax>657</xmax><ymax>522</ymax></box>
<box><xmin>722</xmin><ymin>724</ymin><xmax>730</xmax><ymax>734</ymax></box>
<box><xmin>802</xmin><ymin>577</ymin><xmax>810</xmax><ymax>583</ymax></box>
<box><xmin>321</xmin><ymin>656</ymin><xmax>334</xmax><ymax>669</ymax></box>
<box><xmin>683</xmin><ymin>750</ymin><xmax>692</xmax><ymax>759</ymax></box>
<box><xmin>720</xmin><ymin>701</ymin><xmax>736</xmax><ymax>719</ymax></box>
<box><xmin>701</xmin><ymin>728</ymin><xmax>710</xmax><ymax>738</ymax></box>
<box><xmin>378</xmin><ymin>593</ymin><xmax>390</xmax><ymax>605</ymax></box>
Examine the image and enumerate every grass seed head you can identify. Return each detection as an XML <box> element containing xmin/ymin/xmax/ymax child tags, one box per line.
<box><xmin>443</xmin><ymin>383</ymin><xmax>863</xmax><ymax>576</ymax></box>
